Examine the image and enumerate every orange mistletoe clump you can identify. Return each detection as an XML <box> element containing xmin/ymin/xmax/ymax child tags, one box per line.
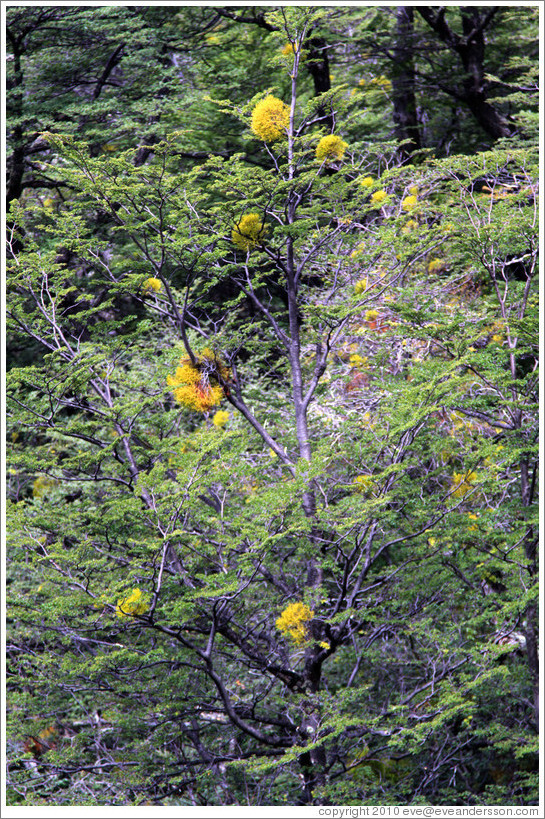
<box><xmin>167</xmin><ymin>349</ymin><xmax>230</xmax><ymax>413</ymax></box>
<box><xmin>23</xmin><ymin>724</ymin><xmax>59</xmax><ymax>759</ymax></box>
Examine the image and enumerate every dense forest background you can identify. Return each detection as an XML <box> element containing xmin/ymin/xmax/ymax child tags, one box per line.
<box><xmin>5</xmin><ymin>3</ymin><xmax>539</xmax><ymax>808</ymax></box>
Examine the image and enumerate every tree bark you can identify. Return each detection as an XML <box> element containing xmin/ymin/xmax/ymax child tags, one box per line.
<box><xmin>458</xmin><ymin>8</ymin><xmax>514</xmax><ymax>140</ymax></box>
<box><xmin>391</xmin><ymin>7</ymin><xmax>421</xmax><ymax>163</ymax></box>
<box><xmin>416</xmin><ymin>6</ymin><xmax>516</xmax><ymax>141</ymax></box>
<box><xmin>305</xmin><ymin>36</ymin><xmax>333</xmax><ymax>131</ymax></box>
<box><xmin>520</xmin><ymin>455</ymin><xmax>539</xmax><ymax>727</ymax></box>
<box><xmin>6</xmin><ymin>33</ymin><xmax>25</xmax><ymax>210</ymax></box>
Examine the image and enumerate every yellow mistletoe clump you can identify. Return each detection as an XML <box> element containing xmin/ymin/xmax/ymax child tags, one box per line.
<box><xmin>212</xmin><ymin>410</ymin><xmax>230</xmax><ymax>427</ymax></box>
<box><xmin>316</xmin><ymin>134</ymin><xmax>348</xmax><ymax>163</ymax></box>
<box><xmin>428</xmin><ymin>258</ymin><xmax>447</xmax><ymax>275</ymax></box>
<box><xmin>401</xmin><ymin>194</ymin><xmax>418</xmax><ymax>211</ymax></box>
<box><xmin>370</xmin><ymin>190</ymin><xmax>387</xmax><ymax>206</ymax></box>
<box><xmin>276</xmin><ymin>601</ymin><xmax>314</xmax><ymax>644</ymax></box>
<box><xmin>467</xmin><ymin>513</ymin><xmax>479</xmax><ymax>532</ymax></box>
<box><xmin>353</xmin><ymin>474</ymin><xmax>374</xmax><ymax>492</ymax></box>
<box><xmin>354</xmin><ymin>279</ymin><xmax>368</xmax><ymax>295</ymax></box>
<box><xmin>282</xmin><ymin>41</ymin><xmax>305</xmax><ymax>62</ymax></box>
<box><xmin>402</xmin><ymin>218</ymin><xmax>418</xmax><ymax>234</ymax></box>
<box><xmin>349</xmin><ymin>354</ymin><xmax>368</xmax><ymax>369</ymax></box>
<box><xmin>231</xmin><ymin>213</ymin><xmax>267</xmax><ymax>252</ymax></box>
<box><xmin>167</xmin><ymin>349</ymin><xmax>229</xmax><ymax>413</ymax></box>
<box><xmin>281</xmin><ymin>41</ymin><xmax>299</xmax><ymax>57</ymax></box>
<box><xmin>33</xmin><ymin>475</ymin><xmax>58</xmax><ymax>498</ymax></box>
<box><xmin>360</xmin><ymin>75</ymin><xmax>392</xmax><ymax>92</ymax></box>
<box><xmin>143</xmin><ymin>277</ymin><xmax>162</xmax><ymax>294</ymax></box>
<box><xmin>251</xmin><ymin>95</ymin><xmax>290</xmax><ymax>142</ymax></box>
<box><xmin>489</xmin><ymin>320</ymin><xmax>505</xmax><ymax>344</ymax></box>
<box><xmin>452</xmin><ymin>470</ymin><xmax>478</xmax><ymax>499</ymax></box>
<box><xmin>116</xmin><ymin>588</ymin><xmax>149</xmax><ymax>619</ymax></box>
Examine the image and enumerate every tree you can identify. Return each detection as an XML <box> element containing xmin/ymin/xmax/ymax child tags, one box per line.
<box><xmin>5</xmin><ymin>4</ymin><xmax>285</xmax><ymax>212</ymax></box>
<box><xmin>416</xmin><ymin>6</ymin><xmax>517</xmax><ymax>141</ymax></box>
<box><xmin>6</xmin><ymin>6</ymin><xmax>538</xmax><ymax>808</ymax></box>
<box><xmin>391</xmin><ymin>6</ymin><xmax>421</xmax><ymax>162</ymax></box>
<box><xmin>332</xmin><ymin>5</ymin><xmax>539</xmax><ymax>156</ymax></box>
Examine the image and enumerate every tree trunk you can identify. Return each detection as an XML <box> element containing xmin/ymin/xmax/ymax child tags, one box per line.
<box><xmin>306</xmin><ymin>36</ymin><xmax>333</xmax><ymax>132</ymax></box>
<box><xmin>416</xmin><ymin>6</ymin><xmax>516</xmax><ymax>141</ymax></box>
<box><xmin>391</xmin><ymin>7</ymin><xmax>421</xmax><ymax>163</ymax></box>
<box><xmin>286</xmin><ymin>70</ymin><xmax>328</xmax><ymax>793</ymax></box>
<box><xmin>458</xmin><ymin>8</ymin><xmax>515</xmax><ymax>140</ymax></box>
<box><xmin>520</xmin><ymin>455</ymin><xmax>539</xmax><ymax>727</ymax></box>
<box><xmin>6</xmin><ymin>40</ymin><xmax>25</xmax><ymax>211</ymax></box>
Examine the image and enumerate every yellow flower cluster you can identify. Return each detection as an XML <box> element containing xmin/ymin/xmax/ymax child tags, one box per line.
<box><xmin>401</xmin><ymin>194</ymin><xmax>418</xmax><ymax>212</ymax></box>
<box><xmin>212</xmin><ymin>410</ymin><xmax>230</xmax><ymax>427</ymax></box>
<box><xmin>359</xmin><ymin>181</ymin><xmax>419</xmax><ymax>212</ymax></box>
<box><xmin>349</xmin><ymin>354</ymin><xmax>368</xmax><ymax>368</ymax></box>
<box><xmin>370</xmin><ymin>190</ymin><xmax>387</xmax><ymax>206</ymax></box>
<box><xmin>143</xmin><ymin>277</ymin><xmax>162</xmax><ymax>294</ymax></box>
<box><xmin>276</xmin><ymin>601</ymin><xmax>314</xmax><ymax>644</ymax></box>
<box><xmin>359</xmin><ymin>75</ymin><xmax>392</xmax><ymax>92</ymax></box>
<box><xmin>251</xmin><ymin>95</ymin><xmax>290</xmax><ymax>142</ymax></box>
<box><xmin>449</xmin><ymin>412</ymin><xmax>478</xmax><ymax>438</ymax></box>
<box><xmin>282</xmin><ymin>41</ymin><xmax>305</xmax><ymax>62</ymax></box>
<box><xmin>33</xmin><ymin>475</ymin><xmax>58</xmax><ymax>499</ymax></box>
<box><xmin>232</xmin><ymin>213</ymin><xmax>267</xmax><ymax>252</ymax></box>
<box><xmin>353</xmin><ymin>474</ymin><xmax>374</xmax><ymax>492</ymax></box>
<box><xmin>452</xmin><ymin>471</ymin><xmax>477</xmax><ymax>499</ymax></box>
<box><xmin>116</xmin><ymin>588</ymin><xmax>149</xmax><ymax>619</ymax></box>
<box><xmin>428</xmin><ymin>258</ymin><xmax>447</xmax><ymax>275</ymax></box>
<box><xmin>354</xmin><ymin>280</ymin><xmax>367</xmax><ymax>294</ymax></box>
<box><xmin>489</xmin><ymin>320</ymin><xmax>505</xmax><ymax>344</ymax></box>
<box><xmin>402</xmin><ymin>218</ymin><xmax>418</xmax><ymax>234</ymax></box>
<box><xmin>467</xmin><ymin>513</ymin><xmax>479</xmax><ymax>532</ymax></box>
<box><xmin>316</xmin><ymin>134</ymin><xmax>348</xmax><ymax>163</ymax></box>
<box><xmin>167</xmin><ymin>349</ymin><xmax>229</xmax><ymax>413</ymax></box>
<box><xmin>359</xmin><ymin>176</ymin><xmax>374</xmax><ymax>188</ymax></box>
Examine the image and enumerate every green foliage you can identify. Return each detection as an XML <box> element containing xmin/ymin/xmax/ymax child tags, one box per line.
<box><xmin>6</xmin><ymin>5</ymin><xmax>538</xmax><ymax>809</ymax></box>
